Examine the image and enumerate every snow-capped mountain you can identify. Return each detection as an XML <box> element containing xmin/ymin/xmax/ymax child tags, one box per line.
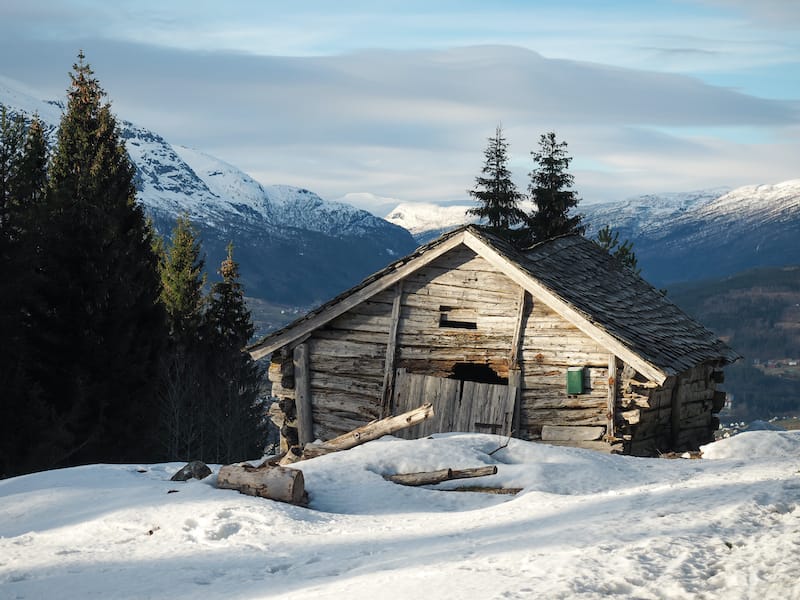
<box><xmin>385</xmin><ymin>202</ymin><xmax>475</xmax><ymax>243</ymax></box>
<box><xmin>582</xmin><ymin>182</ymin><xmax>800</xmax><ymax>284</ymax></box>
<box><xmin>1</xmin><ymin>81</ymin><xmax>417</xmax><ymax>329</ymax></box>
<box><xmin>386</xmin><ymin>183</ymin><xmax>800</xmax><ymax>285</ymax></box>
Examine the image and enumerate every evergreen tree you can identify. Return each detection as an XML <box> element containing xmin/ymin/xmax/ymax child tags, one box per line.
<box><xmin>467</xmin><ymin>125</ymin><xmax>524</xmax><ymax>232</ymax></box>
<box><xmin>595</xmin><ymin>225</ymin><xmax>640</xmax><ymax>274</ymax></box>
<box><xmin>0</xmin><ymin>112</ymin><xmax>51</xmax><ymax>477</ymax></box>
<box><xmin>524</xmin><ymin>132</ymin><xmax>584</xmax><ymax>244</ymax></box>
<box><xmin>158</xmin><ymin>215</ymin><xmax>208</xmax><ymax>460</ymax></box>
<box><xmin>28</xmin><ymin>52</ymin><xmax>166</xmax><ymax>467</ymax></box>
<box><xmin>203</xmin><ymin>243</ymin><xmax>266</xmax><ymax>463</ymax></box>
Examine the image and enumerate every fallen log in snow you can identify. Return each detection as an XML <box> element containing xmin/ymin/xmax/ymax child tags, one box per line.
<box><xmin>384</xmin><ymin>465</ymin><xmax>498</xmax><ymax>486</ymax></box>
<box><xmin>281</xmin><ymin>402</ymin><xmax>434</xmax><ymax>465</ymax></box>
<box><xmin>217</xmin><ymin>463</ymin><xmax>306</xmax><ymax>505</ymax></box>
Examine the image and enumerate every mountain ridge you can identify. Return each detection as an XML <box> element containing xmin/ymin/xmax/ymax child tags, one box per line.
<box><xmin>1</xmin><ymin>80</ymin><xmax>418</xmax><ymax>333</ymax></box>
<box><xmin>385</xmin><ymin>182</ymin><xmax>800</xmax><ymax>285</ymax></box>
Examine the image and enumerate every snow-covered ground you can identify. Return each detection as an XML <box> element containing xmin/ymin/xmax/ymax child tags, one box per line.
<box><xmin>2</xmin><ymin>431</ymin><xmax>799</xmax><ymax>599</ymax></box>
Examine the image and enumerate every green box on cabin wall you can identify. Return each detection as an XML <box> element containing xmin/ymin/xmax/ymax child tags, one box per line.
<box><xmin>566</xmin><ymin>367</ymin><xmax>584</xmax><ymax>394</ymax></box>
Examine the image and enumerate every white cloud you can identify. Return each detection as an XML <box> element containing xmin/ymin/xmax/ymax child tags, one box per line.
<box><xmin>0</xmin><ymin>4</ymin><xmax>797</xmax><ymax>212</ymax></box>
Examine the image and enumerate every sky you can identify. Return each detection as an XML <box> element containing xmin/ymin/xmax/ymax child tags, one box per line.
<box><xmin>0</xmin><ymin>1</ymin><xmax>798</xmax><ymax>214</ymax></box>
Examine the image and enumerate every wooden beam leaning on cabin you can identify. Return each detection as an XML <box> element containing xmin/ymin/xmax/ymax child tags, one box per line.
<box><xmin>606</xmin><ymin>354</ymin><xmax>617</xmax><ymax>441</ymax></box>
<box><xmin>508</xmin><ymin>286</ymin><xmax>529</xmax><ymax>435</ymax></box>
<box><xmin>461</xmin><ymin>231</ymin><xmax>668</xmax><ymax>386</ymax></box>
<box><xmin>292</xmin><ymin>343</ymin><xmax>314</xmax><ymax>445</ymax></box>
<box><xmin>380</xmin><ymin>281</ymin><xmax>404</xmax><ymax>418</ymax></box>
<box><xmin>249</xmin><ymin>231</ymin><xmax>469</xmax><ymax>361</ymax></box>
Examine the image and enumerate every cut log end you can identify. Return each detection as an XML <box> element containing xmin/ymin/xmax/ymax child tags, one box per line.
<box><xmin>217</xmin><ymin>463</ymin><xmax>306</xmax><ymax>506</ymax></box>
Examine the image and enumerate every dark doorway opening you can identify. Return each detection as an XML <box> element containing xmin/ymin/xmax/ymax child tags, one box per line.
<box><xmin>450</xmin><ymin>362</ymin><xmax>507</xmax><ymax>385</ymax></box>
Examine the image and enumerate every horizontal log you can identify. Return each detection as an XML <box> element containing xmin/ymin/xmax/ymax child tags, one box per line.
<box><xmin>523</xmin><ymin>408</ymin><xmax>606</xmax><ymax>426</ymax></box>
<box><xmin>307</xmin><ymin>356</ymin><xmax>385</xmax><ymax>379</ymax></box>
<box><xmin>522</xmin><ymin>395</ymin><xmax>607</xmax><ymax>410</ymax></box>
<box><xmin>310</xmin><ymin>371</ymin><xmax>383</xmax><ymax>395</ymax></box>
<box><xmin>309</xmin><ymin>338</ymin><xmax>386</xmax><ymax>358</ymax></box>
<box><xmin>541</xmin><ymin>425</ymin><xmax>605</xmax><ymax>441</ymax></box>
<box><xmin>385</xmin><ymin>465</ymin><xmax>498</xmax><ymax>486</ymax></box>
<box><xmin>312</xmin><ymin>328</ymin><xmax>391</xmax><ymax>345</ymax></box>
<box><xmin>217</xmin><ymin>463</ymin><xmax>306</xmax><ymax>505</ymax></box>
<box><xmin>442</xmin><ymin>486</ymin><xmax>522</xmax><ymax>495</ymax></box>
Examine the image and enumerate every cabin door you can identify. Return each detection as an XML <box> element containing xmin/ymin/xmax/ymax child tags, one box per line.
<box><xmin>392</xmin><ymin>368</ymin><xmax>517</xmax><ymax>439</ymax></box>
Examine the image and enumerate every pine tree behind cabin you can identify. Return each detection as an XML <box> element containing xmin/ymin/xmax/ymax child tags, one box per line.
<box><xmin>467</xmin><ymin>125</ymin><xmax>524</xmax><ymax>232</ymax></box>
<box><xmin>524</xmin><ymin>132</ymin><xmax>584</xmax><ymax>244</ymax></box>
<box><xmin>157</xmin><ymin>215</ymin><xmax>207</xmax><ymax>461</ymax></box>
<box><xmin>26</xmin><ymin>52</ymin><xmax>166</xmax><ymax>467</ymax></box>
<box><xmin>595</xmin><ymin>225</ymin><xmax>640</xmax><ymax>274</ymax></box>
<box><xmin>204</xmin><ymin>243</ymin><xmax>266</xmax><ymax>464</ymax></box>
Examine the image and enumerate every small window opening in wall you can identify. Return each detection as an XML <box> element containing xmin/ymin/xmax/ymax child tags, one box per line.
<box><xmin>439</xmin><ymin>305</ymin><xmax>477</xmax><ymax>329</ymax></box>
<box><xmin>450</xmin><ymin>362</ymin><xmax>507</xmax><ymax>385</ymax></box>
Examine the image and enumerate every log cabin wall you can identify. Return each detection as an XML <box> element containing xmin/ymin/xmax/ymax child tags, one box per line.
<box><xmin>517</xmin><ymin>299</ymin><xmax>611</xmax><ymax>440</ymax></box>
<box><xmin>619</xmin><ymin>362</ymin><xmax>720</xmax><ymax>456</ymax></box>
<box><xmin>303</xmin><ymin>286</ymin><xmax>396</xmax><ymax>439</ymax></box>
<box><xmin>394</xmin><ymin>246</ymin><xmax>519</xmax><ymax>380</ymax></box>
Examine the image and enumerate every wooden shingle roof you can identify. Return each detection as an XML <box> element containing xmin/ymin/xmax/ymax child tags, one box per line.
<box><xmin>473</xmin><ymin>228</ymin><xmax>740</xmax><ymax>378</ymax></box>
<box><xmin>248</xmin><ymin>225</ymin><xmax>739</xmax><ymax>382</ymax></box>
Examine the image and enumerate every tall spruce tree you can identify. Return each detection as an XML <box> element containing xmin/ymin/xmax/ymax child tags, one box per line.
<box><xmin>467</xmin><ymin>125</ymin><xmax>524</xmax><ymax>233</ymax></box>
<box><xmin>0</xmin><ymin>110</ymin><xmax>51</xmax><ymax>477</ymax></box>
<box><xmin>203</xmin><ymin>243</ymin><xmax>266</xmax><ymax>463</ymax></box>
<box><xmin>28</xmin><ymin>52</ymin><xmax>166</xmax><ymax>467</ymax></box>
<box><xmin>524</xmin><ymin>131</ymin><xmax>584</xmax><ymax>244</ymax></box>
<box><xmin>158</xmin><ymin>215</ymin><xmax>208</xmax><ymax>460</ymax></box>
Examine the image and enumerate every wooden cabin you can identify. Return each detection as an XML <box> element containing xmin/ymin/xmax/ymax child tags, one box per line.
<box><xmin>248</xmin><ymin>226</ymin><xmax>739</xmax><ymax>456</ymax></box>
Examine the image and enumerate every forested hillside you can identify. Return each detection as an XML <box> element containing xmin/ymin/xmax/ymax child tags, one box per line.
<box><xmin>668</xmin><ymin>266</ymin><xmax>800</xmax><ymax>419</ymax></box>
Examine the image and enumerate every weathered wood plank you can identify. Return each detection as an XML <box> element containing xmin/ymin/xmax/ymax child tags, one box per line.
<box><xmin>607</xmin><ymin>354</ymin><xmax>617</xmax><ymax>440</ymax></box>
<box><xmin>292</xmin><ymin>344</ymin><xmax>314</xmax><ymax>445</ymax></box>
<box><xmin>393</xmin><ymin>370</ymin><xmax>461</xmax><ymax>438</ymax></box>
<box><xmin>381</xmin><ymin>282</ymin><xmax>403</xmax><ymax>420</ymax></box>
<box><xmin>541</xmin><ymin>425</ymin><xmax>605</xmax><ymax>442</ymax></box>
<box><xmin>308</xmin><ymin>338</ymin><xmax>386</xmax><ymax>358</ymax></box>
<box><xmin>521</xmin><ymin>395</ymin><xmax>607</xmax><ymax>410</ymax></box>
<box><xmin>523</xmin><ymin>407</ymin><xmax>607</xmax><ymax>426</ymax></box>
<box><xmin>509</xmin><ymin>369</ymin><xmax>521</xmax><ymax>436</ymax></box>
<box><xmin>509</xmin><ymin>287</ymin><xmax>528</xmax><ymax>371</ymax></box>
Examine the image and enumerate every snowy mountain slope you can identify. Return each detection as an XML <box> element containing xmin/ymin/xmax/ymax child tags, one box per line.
<box><xmin>587</xmin><ymin>181</ymin><xmax>800</xmax><ymax>285</ymax></box>
<box><xmin>1</xmin><ymin>430</ymin><xmax>799</xmax><ymax>599</ymax></box>
<box><xmin>385</xmin><ymin>202</ymin><xmax>476</xmax><ymax>243</ymax></box>
<box><xmin>0</xmin><ymin>80</ymin><xmax>417</xmax><ymax>325</ymax></box>
<box><xmin>387</xmin><ymin>182</ymin><xmax>800</xmax><ymax>285</ymax></box>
